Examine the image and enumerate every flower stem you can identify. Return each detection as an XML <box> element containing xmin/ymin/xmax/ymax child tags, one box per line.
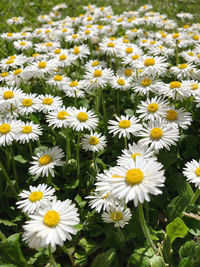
<box><xmin>124</xmin><ymin>137</ymin><xmax>128</xmax><ymax>149</ymax></box>
<box><xmin>138</xmin><ymin>203</ymin><xmax>157</xmax><ymax>252</ymax></box>
<box><xmin>117</xmin><ymin>89</ymin><xmax>120</xmax><ymax>115</ymax></box>
<box><xmin>0</xmin><ymin>160</ymin><xmax>18</xmax><ymax>199</ymax></box>
<box><xmin>9</xmin><ymin>146</ymin><xmax>19</xmax><ymax>191</ymax></box>
<box><xmin>76</xmin><ymin>131</ymin><xmax>81</xmax><ymax>178</ymax></box>
<box><xmin>65</xmin><ymin>127</ymin><xmax>71</xmax><ymax>162</ymax></box>
<box><xmin>100</xmin><ymin>88</ymin><xmax>107</xmax><ymax>122</ymax></box>
<box><xmin>95</xmin><ymin>89</ymin><xmax>100</xmax><ymax>115</ymax></box>
<box><xmin>93</xmin><ymin>152</ymin><xmax>98</xmax><ymax>175</ymax></box>
<box><xmin>48</xmin><ymin>245</ymin><xmax>57</xmax><ymax>267</ymax></box>
<box><xmin>190</xmin><ymin>188</ymin><xmax>200</xmax><ymax>205</ymax></box>
<box><xmin>28</xmin><ymin>142</ymin><xmax>33</xmax><ymax>157</ymax></box>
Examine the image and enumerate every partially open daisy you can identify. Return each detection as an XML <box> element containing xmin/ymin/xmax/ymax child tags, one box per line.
<box><xmin>102</xmin><ymin>205</ymin><xmax>132</xmax><ymax>228</ymax></box>
<box><xmin>80</xmin><ymin>132</ymin><xmax>107</xmax><ymax>152</ymax></box>
<box><xmin>16</xmin><ymin>184</ymin><xmax>55</xmax><ymax>214</ymax></box>
<box><xmin>23</xmin><ymin>198</ymin><xmax>80</xmax><ymax>249</ymax></box>
<box><xmin>108</xmin><ymin>115</ymin><xmax>142</xmax><ymax>139</ymax></box>
<box><xmin>138</xmin><ymin>119</ymin><xmax>180</xmax><ymax>152</ymax></box>
<box><xmin>29</xmin><ymin>146</ymin><xmax>65</xmax><ymax>178</ymax></box>
<box><xmin>183</xmin><ymin>159</ymin><xmax>200</xmax><ymax>189</ymax></box>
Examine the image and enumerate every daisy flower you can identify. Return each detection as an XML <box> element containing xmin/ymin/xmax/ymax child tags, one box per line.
<box><xmin>13</xmin><ymin>40</ymin><xmax>32</xmax><ymax>51</ymax></box>
<box><xmin>138</xmin><ymin>119</ymin><xmax>180</xmax><ymax>152</ymax></box>
<box><xmin>110</xmin><ymin>75</ymin><xmax>131</xmax><ymax>91</ymax></box>
<box><xmin>108</xmin><ymin>115</ymin><xmax>142</xmax><ymax>139</ymax></box>
<box><xmin>29</xmin><ymin>146</ymin><xmax>65</xmax><ymax>178</ymax></box>
<box><xmin>99</xmin><ymin>37</ymin><xmax>121</xmax><ymax>56</ymax></box>
<box><xmin>38</xmin><ymin>94</ymin><xmax>63</xmax><ymax>114</ymax></box>
<box><xmin>182</xmin><ymin>80</ymin><xmax>200</xmax><ymax>96</ymax></box>
<box><xmin>7</xmin><ymin>68</ymin><xmax>29</xmax><ymax>87</ymax></box>
<box><xmin>18</xmin><ymin>121</ymin><xmax>43</xmax><ymax>144</ymax></box>
<box><xmin>102</xmin><ymin>205</ymin><xmax>132</xmax><ymax>228</ymax></box>
<box><xmin>0</xmin><ymin>86</ymin><xmax>24</xmax><ymax>107</ymax></box>
<box><xmin>136</xmin><ymin>96</ymin><xmax>170</xmax><ymax>121</ymax></box>
<box><xmin>23</xmin><ymin>198</ymin><xmax>80</xmax><ymax>249</ymax></box>
<box><xmin>67</xmin><ymin>107</ymin><xmax>99</xmax><ymax>132</ymax></box>
<box><xmin>46</xmin><ymin>106</ymin><xmax>74</xmax><ymax>129</ymax></box>
<box><xmin>19</xmin><ymin>94</ymin><xmax>40</xmax><ymax>115</ymax></box>
<box><xmin>157</xmin><ymin>81</ymin><xmax>190</xmax><ymax>100</ymax></box>
<box><xmin>107</xmin><ymin>157</ymin><xmax>165</xmax><ymax>206</ymax></box>
<box><xmin>16</xmin><ymin>184</ymin><xmax>55</xmax><ymax>214</ymax></box>
<box><xmin>7</xmin><ymin>16</ymin><xmax>24</xmax><ymax>25</ymax></box>
<box><xmin>183</xmin><ymin>159</ymin><xmax>200</xmax><ymax>189</ymax></box>
<box><xmin>46</xmin><ymin>75</ymin><xmax>69</xmax><ymax>89</ymax></box>
<box><xmin>170</xmin><ymin>63</ymin><xmax>196</xmax><ymax>80</ymax></box>
<box><xmin>70</xmin><ymin>45</ymin><xmax>90</xmax><ymax>61</ymax></box>
<box><xmin>0</xmin><ymin>119</ymin><xmax>21</xmax><ymax>146</ymax></box>
<box><xmin>80</xmin><ymin>132</ymin><xmax>107</xmax><ymax>152</ymax></box>
<box><xmin>26</xmin><ymin>60</ymin><xmax>58</xmax><ymax>79</ymax></box>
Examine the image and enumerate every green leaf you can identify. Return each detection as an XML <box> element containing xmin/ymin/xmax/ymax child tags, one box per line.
<box><xmin>0</xmin><ymin>219</ymin><xmax>16</xmax><ymax>227</ymax></box>
<box><xmin>128</xmin><ymin>247</ymin><xmax>154</xmax><ymax>267</ymax></box>
<box><xmin>167</xmin><ymin>196</ymin><xmax>189</xmax><ymax>220</ymax></box>
<box><xmin>13</xmin><ymin>155</ymin><xmax>27</xmax><ymax>164</ymax></box>
<box><xmin>0</xmin><ymin>234</ymin><xmax>27</xmax><ymax>267</ymax></box>
<box><xmin>74</xmin><ymin>250</ymin><xmax>87</xmax><ymax>267</ymax></box>
<box><xmin>125</xmin><ymin>109</ymin><xmax>134</xmax><ymax>116</ymax></box>
<box><xmin>91</xmin><ymin>248</ymin><xmax>116</xmax><ymax>267</ymax></box>
<box><xmin>166</xmin><ymin>217</ymin><xmax>189</xmax><ymax>244</ymax></box>
<box><xmin>179</xmin><ymin>240</ymin><xmax>195</xmax><ymax>259</ymax></box>
<box><xmin>79</xmin><ymin>237</ymin><xmax>100</xmax><ymax>255</ymax></box>
<box><xmin>158</xmin><ymin>152</ymin><xmax>177</xmax><ymax>167</ymax></box>
<box><xmin>75</xmin><ymin>195</ymin><xmax>87</xmax><ymax>208</ymax></box>
<box><xmin>178</xmin><ymin>258</ymin><xmax>194</xmax><ymax>267</ymax></box>
<box><xmin>150</xmin><ymin>254</ymin><xmax>166</xmax><ymax>267</ymax></box>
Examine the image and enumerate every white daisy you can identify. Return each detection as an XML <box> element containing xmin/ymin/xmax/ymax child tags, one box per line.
<box><xmin>38</xmin><ymin>94</ymin><xmax>63</xmax><ymax>114</ymax></box>
<box><xmin>16</xmin><ymin>184</ymin><xmax>55</xmax><ymax>214</ymax></box>
<box><xmin>13</xmin><ymin>40</ymin><xmax>32</xmax><ymax>51</ymax></box>
<box><xmin>110</xmin><ymin>75</ymin><xmax>131</xmax><ymax>91</ymax></box>
<box><xmin>158</xmin><ymin>81</ymin><xmax>190</xmax><ymax>100</ymax></box>
<box><xmin>0</xmin><ymin>119</ymin><xmax>21</xmax><ymax>146</ymax></box>
<box><xmin>19</xmin><ymin>94</ymin><xmax>40</xmax><ymax>115</ymax></box>
<box><xmin>170</xmin><ymin>63</ymin><xmax>196</xmax><ymax>80</ymax></box>
<box><xmin>80</xmin><ymin>132</ymin><xmax>107</xmax><ymax>152</ymax></box>
<box><xmin>18</xmin><ymin>121</ymin><xmax>43</xmax><ymax>144</ymax></box>
<box><xmin>183</xmin><ymin>159</ymin><xmax>200</xmax><ymax>189</ymax></box>
<box><xmin>29</xmin><ymin>146</ymin><xmax>65</xmax><ymax>178</ymax></box>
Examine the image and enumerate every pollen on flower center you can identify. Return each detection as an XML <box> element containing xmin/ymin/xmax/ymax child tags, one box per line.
<box><xmin>14</xmin><ymin>69</ymin><xmax>22</xmax><ymax>75</ymax></box>
<box><xmin>39</xmin><ymin>154</ymin><xmax>52</xmax><ymax>165</ymax></box>
<box><xmin>131</xmin><ymin>153</ymin><xmax>141</xmax><ymax>160</ymax></box>
<box><xmin>72</xmin><ymin>34</ymin><xmax>78</xmax><ymax>39</ymax></box>
<box><xmin>73</xmin><ymin>47</ymin><xmax>80</xmax><ymax>55</ymax></box>
<box><xmin>43</xmin><ymin>210</ymin><xmax>60</xmax><ymax>227</ymax></box>
<box><xmin>195</xmin><ymin>167</ymin><xmax>200</xmax><ymax>176</ymax></box>
<box><xmin>93</xmin><ymin>70</ymin><xmax>102</xmax><ymax>77</ymax></box>
<box><xmin>92</xmin><ymin>61</ymin><xmax>99</xmax><ymax>66</ymax></box>
<box><xmin>192</xmin><ymin>84</ymin><xmax>198</xmax><ymax>90</ymax></box>
<box><xmin>148</xmin><ymin>103</ymin><xmax>158</xmax><ymax>112</ymax></box>
<box><xmin>77</xmin><ymin>112</ymin><xmax>88</xmax><ymax>122</ymax></box>
<box><xmin>119</xmin><ymin>120</ymin><xmax>131</xmax><ymax>128</ymax></box>
<box><xmin>172</xmin><ymin>33</ymin><xmax>179</xmax><ymax>39</ymax></box>
<box><xmin>59</xmin><ymin>54</ymin><xmax>67</xmax><ymax>60</ymax></box>
<box><xmin>85</xmin><ymin>30</ymin><xmax>91</xmax><ymax>34</ymax></box>
<box><xmin>150</xmin><ymin>128</ymin><xmax>163</xmax><ymax>139</ymax></box>
<box><xmin>1</xmin><ymin>72</ymin><xmax>8</xmax><ymax>77</ymax></box>
<box><xmin>132</xmin><ymin>55</ymin><xmax>139</xmax><ymax>60</ymax></box>
<box><xmin>178</xmin><ymin>64</ymin><xmax>188</xmax><ymax>69</ymax></box>
<box><xmin>126</xmin><ymin>168</ymin><xmax>144</xmax><ymax>185</ymax></box>
<box><xmin>124</xmin><ymin>69</ymin><xmax>132</xmax><ymax>76</ymax></box>
<box><xmin>22</xmin><ymin>126</ymin><xmax>32</xmax><ymax>133</ymax></box>
<box><xmin>144</xmin><ymin>58</ymin><xmax>155</xmax><ymax>66</ymax></box>
<box><xmin>117</xmin><ymin>79</ymin><xmax>125</xmax><ymax>86</ymax></box>
<box><xmin>141</xmin><ymin>78</ymin><xmax>152</xmax><ymax>87</ymax></box>
<box><xmin>125</xmin><ymin>47</ymin><xmax>133</xmax><ymax>54</ymax></box>
<box><xmin>46</xmin><ymin>42</ymin><xmax>52</xmax><ymax>47</ymax></box>
<box><xmin>54</xmin><ymin>75</ymin><xmax>62</xmax><ymax>81</ymax></box>
<box><xmin>89</xmin><ymin>136</ymin><xmax>99</xmax><ymax>145</ymax></box>
<box><xmin>166</xmin><ymin>110</ymin><xmax>178</xmax><ymax>120</ymax></box>
<box><xmin>38</xmin><ymin>62</ymin><xmax>47</xmax><ymax>68</ymax></box>
<box><xmin>29</xmin><ymin>191</ymin><xmax>43</xmax><ymax>202</ymax></box>
<box><xmin>0</xmin><ymin>123</ymin><xmax>11</xmax><ymax>134</ymax></box>
<box><xmin>57</xmin><ymin>111</ymin><xmax>69</xmax><ymax>120</ymax></box>
<box><xmin>170</xmin><ymin>81</ymin><xmax>181</xmax><ymax>89</ymax></box>
<box><xmin>107</xmin><ymin>42</ymin><xmax>115</xmax><ymax>47</ymax></box>
<box><xmin>69</xmin><ymin>81</ymin><xmax>78</xmax><ymax>87</ymax></box>
<box><xmin>6</xmin><ymin>59</ymin><xmax>14</xmax><ymax>64</ymax></box>
<box><xmin>3</xmin><ymin>91</ymin><xmax>14</xmax><ymax>99</ymax></box>
<box><xmin>54</xmin><ymin>48</ymin><xmax>61</xmax><ymax>54</ymax></box>
<box><xmin>43</xmin><ymin>98</ymin><xmax>53</xmax><ymax>105</ymax></box>
<box><xmin>20</xmin><ymin>41</ymin><xmax>26</xmax><ymax>46</ymax></box>
<box><xmin>23</xmin><ymin>98</ymin><xmax>33</xmax><ymax>107</ymax></box>
<box><xmin>111</xmin><ymin>211</ymin><xmax>123</xmax><ymax>221</ymax></box>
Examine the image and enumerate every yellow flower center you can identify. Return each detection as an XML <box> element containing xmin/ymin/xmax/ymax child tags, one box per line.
<box><xmin>43</xmin><ymin>98</ymin><xmax>53</xmax><ymax>105</ymax></box>
<box><xmin>131</xmin><ymin>28</ymin><xmax>137</xmax><ymax>32</ymax></box>
<box><xmin>166</xmin><ymin>110</ymin><xmax>178</xmax><ymax>120</ymax></box>
<box><xmin>124</xmin><ymin>69</ymin><xmax>132</xmax><ymax>76</ymax></box>
<box><xmin>45</xmin><ymin>29</ymin><xmax>51</xmax><ymax>34</ymax></box>
<box><xmin>54</xmin><ymin>75</ymin><xmax>62</xmax><ymax>81</ymax></box>
<box><xmin>178</xmin><ymin>64</ymin><xmax>188</xmax><ymax>69</ymax></box>
<box><xmin>97</xmin><ymin>25</ymin><xmax>103</xmax><ymax>30</ymax></box>
<box><xmin>184</xmin><ymin>25</ymin><xmax>189</xmax><ymax>28</ymax></box>
<box><xmin>62</xmin><ymin>29</ymin><xmax>68</xmax><ymax>33</ymax></box>
<box><xmin>117</xmin><ymin>18</ymin><xmax>123</xmax><ymax>22</ymax></box>
<box><xmin>73</xmin><ymin>47</ymin><xmax>80</xmax><ymax>55</ymax></box>
<box><xmin>150</xmin><ymin>41</ymin><xmax>156</xmax><ymax>45</ymax></box>
<box><xmin>125</xmin><ymin>47</ymin><xmax>133</xmax><ymax>54</ymax></box>
<box><xmin>126</xmin><ymin>168</ymin><xmax>144</xmax><ymax>185</ymax></box>
<box><xmin>7</xmin><ymin>33</ymin><xmax>13</xmax><ymax>37</ymax></box>
<box><xmin>89</xmin><ymin>136</ymin><xmax>99</xmax><ymax>145</ymax></box>
<box><xmin>148</xmin><ymin>103</ymin><xmax>158</xmax><ymax>112</ymax></box>
<box><xmin>197</xmin><ymin>54</ymin><xmax>200</xmax><ymax>59</ymax></box>
<box><xmin>22</xmin><ymin>98</ymin><xmax>33</xmax><ymax>107</ymax></box>
<box><xmin>3</xmin><ymin>91</ymin><xmax>14</xmax><ymax>99</ymax></box>
<box><xmin>188</xmin><ymin>52</ymin><xmax>194</xmax><ymax>56</ymax></box>
<box><xmin>77</xmin><ymin>112</ymin><xmax>88</xmax><ymax>122</ymax></box>
<box><xmin>111</xmin><ymin>211</ymin><xmax>123</xmax><ymax>221</ymax></box>
<box><xmin>39</xmin><ymin>154</ymin><xmax>52</xmax><ymax>165</ymax></box>
<box><xmin>37</xmin><ymin>30</ymin><xmax>42</xmax><ymax>34</ymax></box>
<box><xmin>131</xmin><ymin>153</ymin><xmax>141</xmax><ymax>160</ymax></box>
<box><xmin>13</xmin><ymin>69</ymin><xmax>22</xmax><ymax>75</ymax></box>
<box><xmin>192</xmin><ymin>84</ymin><xmax>198</xmax><ymax>90</ymax></box>
<box><xmin>107</xmin><ymin>15</ymin><xmax>111</xmax><ymax>19</ymax></box>
<box><xmin>100</xmin><ymin>6</ymin><xmax>105</xmax><ymax>11</ymax></box>
<box><xmin>92</xmin><ymin>61</ymin><xmax>99</xmax><ymax>66</ymax></box>
<box><xmin>117</xmin><ymin>79</ymin><xmax>125</xmax><ymax>86</ymax></box>
<box><xmin>86</xmin><ymin>24</ymin><xmax>92</xmax><ymax>28</ymax></box>
<box><xmin>32</xmin><ymin>53</ymin><xmax>39</xmax><ymax>57</ymax></box>
<box><xmin>1</xmin><ymin>72</ymin><xmax>8</xmax><ymax>77</ymax></box>
<box><xmin>57</xmin><ymin>111</ymin><xmax>69</xmax><ymax>120</ymax></box>
<box><xmin>107</xmin><ymin>42</ymin><xmax>115</xmax><ymax>47</ymax></box>
<box><xmin>20</xmin><ymin>41</ymin><xmax>26</xmax><ymax>46</ymax></box>
<box><xmin>87</xmin><ymin>16</ymin><xmax>92</xmax><ymax>21</ymax></box>
<box><xmin>170</xmin><ymin>81</ymin><xmax>181</xmax><ymax>89</ymax></box>
<box><xmin>6</xmin><ymin>59</ymin><xmax>14</xmax><ymax>64</ymax></box>
<box><xmin>29</xmin><ymin>191</ymin><xmax>43</xmax><ymax>202</ymax></box>
<box><xmin>85</xmin><ymin>30</ymin><xmax>91</xmax><ymax>34</ymax></box>
<box><xmin>54</xmin><ymin>49</ymin><xmax>61</xmax><ymax>55</ymax></box>
<box><xmin>193</xmin><ymin>35</ymin><xmax>199</xmax><ymax>40</ymax></box>
<box><xmin>119</xmin><ymin>120</ymin><xmax>131</xmax><ymax>129</ymax></box>
<box><xmin>59</xmin><ymin>54</ymin><xmax>67</xmax><ymax>60</ymax></box>
<box><xmin>195</xmin><ymin>167</ymin><xmax>200</xmax><ymax>176</ymax></box>
<box><xmin>110</xmin><ymin>37</ymin><xmax>116</xmax><ymax>41</ymax></box>
<box><xmin>38</xmin><ymin>62</ymin><xmax>47</xmax><ymax>68</ymax></box>
<box><xmin>141</xmin><ymin>78</ymin><xmax>152</xmax><ymax>87</ymax></box>
<box><xmin>150</xmin><ymin>128</ymin><xmax>163</xmax><ymax>139</ymax></box>
<box><xmin>132</xmin><ymin>55</ymin><xmax>139</xmax><ymax>60</ymax></box>
<box><xmin>22</xmin><ymin>126</ymin><xmax>32</xmax><ymax>133</ymax></box>
<box><xmin>172</xmin><ymin>33</ymin><xmax>179</xmax><ymax>39</ymax></box>
<box><xmin>43</xmin><ymin>210</ymin><xmax>60</xmax><ymax>227</ymax></box>
<box><xmin>0</xmin><ymin>123</ymin><xmax>11</xmax><ymax>134</ymax></box>
<box><xmin>93</xmin><ymin>70</ymin><xmax>102</xmax><ymax>77</ymax></box>
<box><xmin>144</xmin><ymin>58</ymin><xmax>155</xmax><ymax>66</ymax></box>
<box><xmin>161</xmin><ymin>33</ymin><xmax>167</xmax><ymax>37</ymax></box>
<box><xmin>45</xmin><ymin>42</ymin><xmax>52</xmax><ymax>47</ymax></box>
<box><xmin>69</xmin><ymin>81</ymin><xmax>78</xmax><ymax>87</ymax></box>
<box><xmin>72</xmin><ymin>34</ymin><xmax>78</xmax><ymax>39</ymax></box>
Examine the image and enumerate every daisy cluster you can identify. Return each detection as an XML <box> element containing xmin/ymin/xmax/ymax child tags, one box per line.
<box><xmin>1</xmin><ymin>2</ymin><xmax>200</xmax><ymax>249</ymax></box>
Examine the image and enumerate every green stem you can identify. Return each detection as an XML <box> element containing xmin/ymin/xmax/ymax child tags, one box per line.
<box><xmin>0</xmin><ymin>160</ymin><xmax>18</xmax><ymax>198</ymax></box>
<box><xmin>175</xmin><ymin>41</ymin><xmax>179</xmax><ymax>65</ymax></box>
<box><xmin>65</xmin><ymin>127</ymin><xmax>71</xmax><ymax>162</ymax></box>
<box><xmin>9</xmin><ymin>146</ymin><xmax>19</xmax><ymax>190</ymax></box>
<box><xmin>145</xmin><ymin>202</ymin><xmax>149</xmax><ymax>225</ymax></box>
<box><xmin>138</xmin><ymin>203</ymin><xmax>157</xmax><ymax>252</ymax></box>
<box><xmin>28</xmin><ymin>142</ymin><xmax>33</xmax><ymax>157</ymax></box>
<box><xmin>95</xmin><ymin>89</ymin><xmax>100</xmax><ymax>115</ymax></box>
<box><xmin>74</xmin><ymin>91</ymin><xmax>77</xmax><ymax>108</ymax></box>
<box><xmin>117</xmin><ymin>89</ymin><xmax>120</xmax><ymax>115</ymax></box>
<box><xmin>0</xmin><ymin>230</ymin><xmax>6</xmax><ymax>241</ymax></box>
<box><xmin>48</xmin><ymin>245</ymin><xmax>57</xmax><ymax>267</ymax></box>
<box><xmin>93</xmin><ymin>152</ymin><xmax>98</xmax><ymax>175</ymax></box>
<box><xmin>190</xmin><ymin>188</ymin><xmax>200</xmax><ymax>205</ymax></box>
<box><xmin>100</xmin><ymin>88</ymin><xmax>107</xmax><ymax>122</ymax></box>
<box><xmin>76</xmin><ymin>131</ymin><xmax>81</xmax><ymax>178</ymax></box>
<box><xmin>124</xmin><ymin>137</ymin><xmax>128</xmax><ymax>149</ymax></box>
